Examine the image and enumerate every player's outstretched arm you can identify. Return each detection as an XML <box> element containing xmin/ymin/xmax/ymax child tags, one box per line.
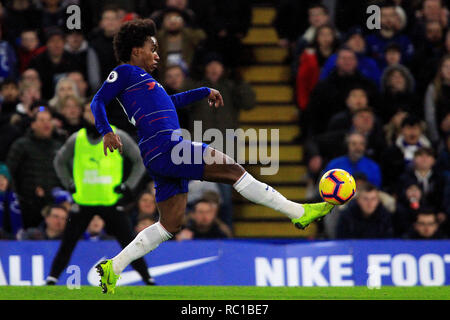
<box><xmin>91</xmin><ymin>65</ymin><xmax>131</xmax><ymax>155</ymax></box>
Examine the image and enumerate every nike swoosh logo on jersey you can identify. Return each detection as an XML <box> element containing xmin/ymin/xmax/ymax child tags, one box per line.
<box><xmin>140</xmin><ymin>73</ymin><xmax>147</xmax><ymax>76</ymax></box>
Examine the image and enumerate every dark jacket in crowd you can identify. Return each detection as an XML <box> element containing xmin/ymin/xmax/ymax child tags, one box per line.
<box><xmin>5</xmin><ymin>129</ymin><xmax>63</xmax><ymax>228</ymax></box>
<box><xmin>379</xmin><ymin>65</ymin><xmax>422</xmax><ymax>122</ymax></box>
<box><xmin>393</xmin><ymin>201</ymin><xmax>423</xmax><ymax>238</ymax></box>
<box><xmin>0</xmin><ymin>119</ymin><xmax>21</xmax><ymax>162</ymax></box>
<box><xmin>187</xmin><ymin>77</ymin><xmax>255</xmax><ymax>139</ymax></box>
<box><xmin>185</xmin><ymin>219</ymin><xmax>231</xmax><ymax>239</ymax></box>
<box><xmin>306</xmin><ymin>70</ymin><xmax>378</xmax><ymax>135</ymax></box>
<box><xmin>88</xmin><ymin>29</ymin><xmax>117</xmax><ymax>81</ymax></box>
<box><xmin>28</xmin><ymin>50</ymin><xmax>78</xmax><ymax>100</ymax></box>
<box><xmin>336</xmin><ymin>201</ymin><xmax>394</xmax><ymax>239</ymax></box>
<box><xmin>397</xmin><ymin>168</ymin><xmax>445</xmax><ymax>211</ymax></box>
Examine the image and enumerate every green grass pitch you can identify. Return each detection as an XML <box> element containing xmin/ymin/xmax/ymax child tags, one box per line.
<box><xmin>0</xmin><ymin>286</ymin><xmax>449</xmax><ymax>300</ymax></box>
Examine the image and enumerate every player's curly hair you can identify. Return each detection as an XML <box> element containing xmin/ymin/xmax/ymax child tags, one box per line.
<box><xmin>113</xmin><ymin>19</ymin><xmax>157</xmax><ymax>63</ymax></box>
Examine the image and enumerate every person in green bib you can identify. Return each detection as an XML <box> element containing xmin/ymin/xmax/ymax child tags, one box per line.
<box><xmin>45</xmin><ymin>101</ymin><xmax>155</xmax><ymax>285</ymax></box>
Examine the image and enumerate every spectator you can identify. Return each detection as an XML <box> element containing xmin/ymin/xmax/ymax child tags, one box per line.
<box><xmin>336</xmin><ymin>183</ymin><xmax>394</xmax><ymax>239</ymax></box>
<box><xmin>404</xmin><ymin>210</ymin><xmax>446</xmax><ymax>239</ymax></box>
<box><xmin>48</xmin><ymin>77</ymin><xmax>80</xmax><ymax>111</ymax></box>
<box><xmin>82</xmin><ymin>215</ymin><xmax>114</xmax><ymax>241</ymax></box>
<box><xmin>66</xmin><ymin>71</ymin><xmax>89</xmax><ymax>99</ymax></box>
<box><xmin>21</xmin><ymin>204</ymin><xmax>68</xmax><ymax>240</ymax></box>
<box><xmin>382</xmin><ymin>42</ymin><xmax>404</xmax><ymax>71</ymax></box>
<box><xmin>394</xmin><ymin>183</ymin><xmax>425</xmax><ymax>237</ymax></box>
<box><xmin>186</xmin><ymin>181</ymin><xmax>232</xmax><ymax>227</ymax></box>
<box><xmin>0</xmin><ymin>163</ymin><xmax>23</xmax><ymax>239</ymax></box>
<box><xmin>2</xmin><ymin>0</ymin><xmax>42</xmax><ymax>44</ymax></box>
<box><xmin>323</xmin><ymin>172</ymin><xmax>396</xmax><ymax>238</ymax></box>
<box><xmin>410</xmin><ymin>20</ymin><xmax>444</xmax><ymax>76</ymax></box>
<box><xmin>412</xmin><ymin>27</ymin><xmax>450</xmax><ymax>98</ymax></box>
<box><xmin>296</xmin><ymin>24</ymin><xmax>339</xmax><ymax>111</ymax></box>
<box><xmin>187</xmin><ymin>53</ymin><xmax>254</xmax><ymax>227</ymax></box>
<box><xmin>89</xmin><ymin>5</ymin><xmax>121</xmax><ymax>80</ymax></box>
<box><xmin>295</xmin><ymin>3</ymin><xmax>331</xmax><ymax>56</ymax></box>
<box><xmin>308</xmin><ymin>105</ymin><xmax>385</xmax><ymax>163</ymax></box>
<box><xmin>424</xmin><ymin>54</ymin><xmax>450</xmax><ymax>144</ymax></box>
<box><xmin>188</xmin><ymin>53</ymin><xmax>255</xmax><ymax>144</ymax></box>
<box><xmin>0</xmin><ymin>79</ymin><xmax>21</xmax><ymax>122</ymax></box>
<box><xmin>436</xmin><ymin>131</ymin><xmax>450</xmax><ymax>178</ymax></box>
<box><xmin>40</xmin><ymin>0</ymin><xmax>66</xmax><ymax>30</ymax></box>
<box><xmin>150</xmin><ymin>0</ymin><xmax>197</xmax><ymax>29</ymax></box>
<box><xmin>56</xmin><ymin>94</ymin><xmax>84</xmax><ymax>136</ymax></box>
<box><xmin>327</xmin><ymin>86</ymin><xmax>370</xmax><ymax>131</ymax></box>
<box><xmin>0</xmin><ymin>96</ymin><xmax>22</xmax><ymax>161</ymax></box>
<box><xmin>17</xmin><ymin>29</ymin><xmax>45</xmax><ymax>73</ymax></box>
<box><xmin>397</xmin><ymin>147</ymin><xmax>445</xmax><ymax>209</ymax></box>
<box><xmin>129</xmin><ymin>191</ymin><xmax>158</xmax><ymax>228</ymax></box>
<box><xmin>176</xmin><ymin>198</ymin><xmax>232</xmax><ymax>240</ymax></box>
<box><xmin>187</xmin><ymin>181</ymin><xmax>221</xmax><ymax>209</ymax></box>
<box><xmin>163</xmin><ymin>64</ymin><xmax>189</xmax><ymax>129</ymax></box>
<box><xmin>29</xmin><ymin>27</ymin><xmax>77</xmax><ymax>100</ymax></box>
<box><xmin>334</xmin><ymin>0</ymin><xmax>372</xmax><ymax>33</ymax></box>
<box><xmin>204</xmin><ymin>0</ymin><xmax>252</xmax><ymax>69</ymax></box>
<box><xmin>155</xmin><ymin>7</ymin><xmax>206</xmax><ymax>76</ymax></box>
<box><xmin>381</xmin><ymin>115</ymin><xmax>432</xmax><ymax>193</ymax></box>
<box><xmin>0</xmin><ymin>24</ymin><xmax>18</xmax><ymax>82</ymax></box>
<box><xmin>64</xmin><ymin>29</ymin><xmax>102</xmax><ymax>92</ymax></box>
<box><xmin>320</xmin><ymin>26</ymin><xmax>381</xmax><ymax>85</ymax></box>
<box><xmin>379</xmin><ymin>64</ymin><xmax>421</xmax><ymax>124</ymax></box>
<box><xmin>305</xmin><ymin>47</ymin><xmax>378</xmax><ymax>136</ymax></box>
<box><xmin>383</xmin><ymin>110</ymin><xmax>409</xmax><ymax>147</ymax></box>
<box><xmin>411</xmin><ymin>0</ymin><xmax>448</xmax><ymax>47</ymax></box>
<box><xmin>9</xmin><ymin>82</ymin><xmax>42</xmax><ymax>134</ymax></box>
<box><xmin>6</xmin><ymin>106</ymin><xmax>63</xmax><ymax>228</ymax></box>
<box><xmin>273</xmin><ymin>0</ymin><xmax>316</xmax><ymax>48</ymax></box>
<box><xmin>51</xmin><ymin>187</ymin><xmax>73</xmax><ymax>213</ymax></box>
<box><xmin>365</xmin><ymin>1</ymin><xmax>414</xmax><ymax>68</ymax></box>
<box><xmin>20</xmin><ymin>68</ymin><xmax>42</xmax><ymax>90</ymax></box>
<box><xmin>324</xmin><ymin>132</ymin><xmax>382</xmax><ymax>188</ymax></box>
<box><xmin>134</xmin><ymin>214</ymin><xmax>156</xmax><ymax>234</ymax></box>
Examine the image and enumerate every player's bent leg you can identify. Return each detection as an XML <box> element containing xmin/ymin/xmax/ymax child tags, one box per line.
<box><xmin>97</xmin><ymin>194</ymin><xmax>186</xmax><ymax>293</ymax></box>
<box><xmin>203</xmin><ymin>147</ymin><xmax>334</xmax><ymax>229</ymax></box>
<box><xmin>157</xmin><ymin>193</ymin><xmax>188</xmax><ymax>234</ymax></box>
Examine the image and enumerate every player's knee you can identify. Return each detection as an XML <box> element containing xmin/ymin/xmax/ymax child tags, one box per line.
<box><xmin>227</xmin><ymin>163</ymin><xmax>246</xmax><ymax>184</ymax></box>
<box><xmin>160</xmin><ymin>211</ymin><xmax>185</xmax><ymax>234</ymax></box>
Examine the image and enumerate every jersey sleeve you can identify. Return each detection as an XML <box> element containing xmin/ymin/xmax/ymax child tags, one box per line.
<box><xmin>90</xmin><ymin>65</ymin><xmax>131</xmax><ymax>136</ymax></box>
<box><xmin>170</xmin><ymin>87</ymin><xmax>211</xmax><ymax>109</ymax></box>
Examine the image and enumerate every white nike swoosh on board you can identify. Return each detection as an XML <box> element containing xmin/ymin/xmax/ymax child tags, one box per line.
<box><xmin>87</xmin><ymin>256</ymin><xmax>219</xmax><ymax>286</ymax></box>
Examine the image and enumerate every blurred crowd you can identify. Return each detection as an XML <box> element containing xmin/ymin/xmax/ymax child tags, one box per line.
<box><xmin>278</xmin><ymin>0</ymin><xmax>450</xmax><ymax>239</ymax></box>
<box><xmin>0</xmin><ymin>0</ymin><xmax>449</xmax><ymax>243</ymax></box>
<box><xmin>0</xmin><ymin>0</ymin><xmax>254</xmax><ymax>242</ymax></box>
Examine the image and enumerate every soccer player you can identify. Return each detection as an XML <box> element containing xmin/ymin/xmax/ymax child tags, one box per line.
<box><xmin>93</xmin><ymin>19</ymin><xmax>333</xmax><ymax>293</ymax></box>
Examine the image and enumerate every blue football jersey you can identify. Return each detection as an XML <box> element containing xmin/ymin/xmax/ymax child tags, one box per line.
<box><xmin>90</xmin><ymin>64</ymin><xmax>210</xmax><ymax>165</ymax></box>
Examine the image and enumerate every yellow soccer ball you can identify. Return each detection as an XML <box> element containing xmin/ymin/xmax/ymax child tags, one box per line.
<box><xmin>319</xmin><ymin>169</ymin><xmax>356</xmax><ymax>205</ymax></box>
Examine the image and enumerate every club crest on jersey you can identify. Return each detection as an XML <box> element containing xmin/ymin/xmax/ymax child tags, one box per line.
<box><xmin>106</xmin><ymin>71</ymin><xmax>118</xmax><ymax>83</ymax></box>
